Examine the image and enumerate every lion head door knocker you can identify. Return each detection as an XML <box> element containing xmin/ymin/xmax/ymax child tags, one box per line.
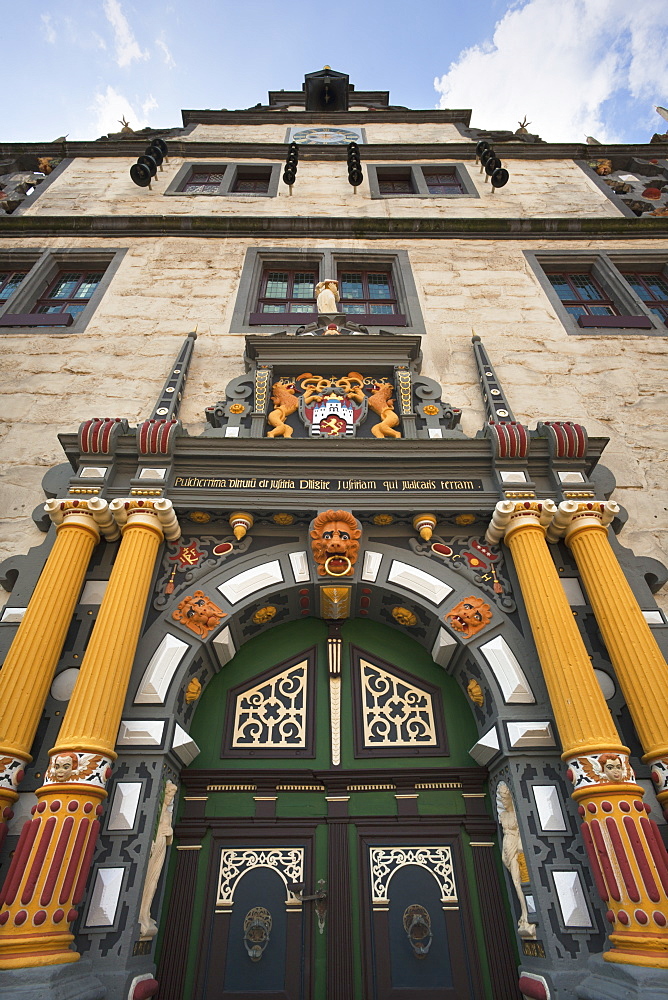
<box><xmin>243</xmin><ymin>907</ymin><xmax>272</xmax><ymax>962</ymax></box>
<box><xmin>403</xmin><ymin>904</ymin><xmax>432</xmax><ymax>958</ymax></box>
<box><xmin>310</xmin><ymin>509</ymin><xmax>361</xmax><ymax>577</ymax></box>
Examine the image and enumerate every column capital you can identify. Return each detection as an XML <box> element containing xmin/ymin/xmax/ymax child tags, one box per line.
<box><xmin>546</xmin><ymin>499</ymin><xmax>618</xmax><ymax>544</ymax></box>
<box><xmin>485</xmin><ymin>498</ymin><xmax>556</xmax><ymax>545</ymax></box>
<box><xmin>109</xmin><ymin>497</ymin><xmax>181</xmax><ymax>541</ymax></box>
<box><xmin>45</xmin><ymin>497</ymin><xmax>119</xmax><ymax>541</ymax></box>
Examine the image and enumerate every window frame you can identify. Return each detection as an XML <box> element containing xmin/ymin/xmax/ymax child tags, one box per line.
<box><xmin>367</xmin><ymin>162</ymin><xmax>478</xmax><ymax>200</ymax></box>
<box><xmin>525</xmin><ymin>250</ymin><xmax>668</xmax><ymax>336</ymax></box>
<box><xmin>165</xmin><ymin>161</ymin><xmax>281</xmax><ymax>198</ymax></box>
<box><xmin>0</xmin><ymin>249</ymin><xmax>126</xmax><ymax>335</ymax></box>
<box><xmin>337</xmin><ymin>267</ymin><xmax>403</xmax><ymax>325</ymax></box>
<box><xmin>252</xmin><ymin>266</ymin><xmax>319</xmax><ymax>325</ymax></box>
<box><xmin>231</xmin><ymin>247</ymin><xmax>426</xmax><ymax>335</ymax></box>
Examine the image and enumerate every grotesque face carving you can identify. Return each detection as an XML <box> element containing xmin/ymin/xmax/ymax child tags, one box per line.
<box><xmin>310</xmin><ymin>510</ymin><xmax>361</xmax><ymax>577</ymax></box>
<box><xmin>445</xmin><ymin>596</ymin><xmax>493</xmax><ymax>638</ymax></box>
<box><xmin>173</xmin><ymin>590</ymin><xmax>226</xmax><ymax>637</ymax></box>
<box><xmin>49</xmin><ymin>752</ymin><xmax>79</xmax><ymax>783</ymax></box>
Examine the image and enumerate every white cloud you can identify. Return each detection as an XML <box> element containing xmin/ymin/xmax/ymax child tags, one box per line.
<box><xmin>156</xmin><ymin>35</ymin><xmax>176</xmax><ymax>69</ymax></box>
<box><xmin>434</xmin><ymin>0</ymin><xmax>668</xmax><ymax>143</ymax></box>
<box><xmin>41</xmin><ymin>13</ymin><xmax>56</xmax><ymax>44</ymax></box>
<box><xmin>142</xmin><ymin>95</ymin><xmax>159</xmax><ymax>117</ymax></box>
<box><xmin>88</xmin><ymin>86</ymin><xmax>150</xmax><ymax>139</ymax></box>
<box><xmin>103</xmin><ymin>0</ymin><xmax>149</xmax><ymax>68</ymax></box>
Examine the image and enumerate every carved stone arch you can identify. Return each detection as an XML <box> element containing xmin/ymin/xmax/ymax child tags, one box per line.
<box><xmin>123</xmin><ymin>539</ymin><xmax>553</xmax><ymax>774</ymax></box>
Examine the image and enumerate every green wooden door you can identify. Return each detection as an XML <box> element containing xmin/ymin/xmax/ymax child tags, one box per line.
<box><xmin>160</xmin><ymin>619</ymin><xmax>510</xmax><ymax>1000</ymax></box>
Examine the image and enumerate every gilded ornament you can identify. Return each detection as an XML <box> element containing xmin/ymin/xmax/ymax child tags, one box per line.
<box><xmin>423</xmin><ymin>405</ymin><xmax>439</xmax><ymax>415</ymax></box>
<box><xmin>189</xmin><ymin>511</ymin><xmax>211</xmax><ymax>523</ymax></box>
<box><xmin>320</xmin><ymin>586</ymin><xmax>351</xmax><ymax>619</ymax></box>
<box><xmin>455</xmin><ymin>513</ymin><xmax>476</xmax><ymax>526</ymax></box>
<box><xmin>413</xmin><ymin>513</ymin><xmax>437</xmax><ymax>541</ymax></box>
<box><xmin>392</xmin><ymin>606</ymin><xmax>418</xmax><ymax>627</ymax></box>
<box><xmin>445</xmin><ymin>597</ymin><xmax>493</xmax><ymax>638</ymax></box>
<box><xmin>467</xmin><ymin>678</ymin><xmax>484</xmax><ymax>706</ymax></box>
<box><xmin>172</xmin><ymin>591</ymin><xmax>227</xmax><ymax>638</ymax></box>
<box><xmin>368</xmin><ymin>382</ymin><xmax>401</xmax><ymax>438</ymax></box>
<box><xmin>373</xmin><ymin>513</ymin><xmax>393</xmax><ymax>525</ymax></box>
<box><xmin>229</xmin><ymin>511</ymin><xmax>253</xmax><ymax>540</ymax></box>
<box><xmin>185</xmin><ymin>677</ymin><xmax>202</xmax><ymax>703</ymax></box>
<box><xmin>253</xmin><ymin>605</ymin><xmax>277</xmax><ymax>624</ymax></box>
<box><xmin>229</xmin><ymin>403</ymin><xmax>245</xmax><ymax>414</ymax></box>
<box><xmin>310</xmin><ymin>510</ymin><xmax>361</xmax><ymax>577</ymax></box>
<box><xmin>267</xmin><ymin>381</ymin><xmax>299</xmax><ymax>438</ymax></box>
<box><xmin>273</xmin><ymin>512</ymin><xmax>295</xmax><ymax>525</ymax></box>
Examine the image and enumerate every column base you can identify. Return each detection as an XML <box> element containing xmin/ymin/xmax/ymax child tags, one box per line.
<box><xmin>1</xmin><ymin>957</ymin><xmax>106</xmax><ymax>1000</ymax></box>
<box><xmin>575</xmin><ymin>954</ymin><xmax>668</xmax><ymax>1000</ymax></box>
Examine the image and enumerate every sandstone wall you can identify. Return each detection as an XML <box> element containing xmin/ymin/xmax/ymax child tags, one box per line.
<box><xmin>182</xmin><ymin>122</ymin><xmax>471</xmax><ymax>143</ymax></box>
<box><xmin>1</xmin><ymin>234</ymin><xmax>666</xmax><ymax>612</ymax></box>
<box><xmin>22</xmin><ymin>157</ymin><xmax>621</xmax><ymax>220</ymax></box>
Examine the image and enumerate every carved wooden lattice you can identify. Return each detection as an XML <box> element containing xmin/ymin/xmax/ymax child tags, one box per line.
<box><xmin>216</xmin><ymin>848</ymin><xmax>305</xmax><ymax>907</ymax></box>
<box><xmin>232</xmin><ymin>660</ymin><xmax>308</xmax><ymax>748</ymax></box>
<box><xmin>369</xmin><ymin>847</ymin><xmax>457</xmax><ymax>906</ymax></box>
<box><xmin>360</xmin><ymin>658</ymin><xmax>437</xmax><ymax>747</ymax></box>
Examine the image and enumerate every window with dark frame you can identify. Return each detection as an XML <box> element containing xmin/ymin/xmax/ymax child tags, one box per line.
<box><xmin>338</xmin><ymin>269</ymin><xmax>399</xmax><ymax>319</ymax></box>
<box><xmin>546</xmin><ymin>272</ymin><xmax>618</xmax><ymax>318</ymax></box>
<box><xmin>180</xmin><ymin>170</ymin><xmax>226</xmax><ymax>194</ymax></box>
<box><xmin>32</xmin><ymin>271</ymin><xmax>105</xmax><ymax>319</ymax></box>
<box><xmin>231</xmin><ymin>167</ymin><xmax>271</xmax><ymax>194</ymax></box>
<box><xmin>0</xmin><ymin>270</ymin><xmax>28</xmax><ymax>301</ymax></box>
<box><xmin>377</xmin><ymin>168</ymin><xmax>415</xmax><ymax>195</ymax></box>
<box><xmin>255</xmin><ymin>268</ymin><xmax>317</xmax><ymax>319</ymax></box>
<box><xmin>422</xmin><ymin>168</ymin><xmax>465</xmax><ymax>195</ymax></box>
<box><xmin>620</xmin><ymin>272</ymin><xmax>668</xmax><ymax>324</ymax></box>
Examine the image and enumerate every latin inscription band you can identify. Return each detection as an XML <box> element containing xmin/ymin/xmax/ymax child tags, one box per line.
<box><xmin>172</xmin><ymin>477</ymin><xmax>484</xmax><ymax>492</ymax></box>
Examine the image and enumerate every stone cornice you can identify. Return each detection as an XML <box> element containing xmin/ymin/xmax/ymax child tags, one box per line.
<box><xmin>2</xmin><ymin>214</ymin><xmax>667</xmax><ymax>240</ymax></box>
<box><xmin>180</xmin><ymin>108</ymin><xmax>473</xmax><ymax>126</ymax></box>
<box><xmin>1</xmin><ymin>139</ymin><xmax>666</xmax><ymax>162</ymax></box>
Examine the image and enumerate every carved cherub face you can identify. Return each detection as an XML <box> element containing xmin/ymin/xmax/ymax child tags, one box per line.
<box><xmin>172</xmin><ymin>590</ymin><xmax>226</xmax><ymax>637</ymax></box>
<box><xmin>445</xmin><ymin>596</ymin><xmax>493</xmax><ymax>638</ymax></box>
<box><xmin>599</xmin><ymin>754</ymin><xmax>625</xmax><ymax>782</ymax></box>
<box><xmin>51</xmin><ymin>753</ymin><xmax>78</xmax><ymax>782</ymax></box>
<box><xmin>310</xmin><ymin>510</ymin><xmax>361</xmax><ymax>576</ymax></box>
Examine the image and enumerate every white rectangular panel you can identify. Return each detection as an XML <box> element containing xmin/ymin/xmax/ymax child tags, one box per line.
<box><xmin>388</xmin><ymin>560</ymin><xmax>452</xmax><ymax>605</ymax></box>
<box><xmin>362</xmin><ymin>551</ymin><xmax>382</xmax><ymax>582</ymax></box>
<box><xmin>289</xmin><ymin>551</ymin><xmax>310</xmax><ymax>583</ymax></box>
<box><xmin>532</xmin><ymin>785</ymin><xmax>567</xmax><ymax>832</ymax></box>
<box><xmin>560</xmin><ymin>578</ymin><xmax>586</xmax><ymax>605</ymax></box>
<box><xmin>552</xmin><ymin>870</ymin><xmax>592</xmax><ymax>927</ymax></box>
<box><xmin>117</xmin><ymin>720</ymin><xmax>164</xmax><ymax>747</ymax></box>
<box><xmin>134</xmin><ymin>633</ymin><xmax>190</xmax><ymax>704</ymax></box>
<box><xmin>218</xmin><ymin>560</ymin><xmax>283</xmax><ymax>604</ymax></box>
<box><xmin>479</xmin><ymin>635</ymin><xmax>535</xmax><ymax>703</ymax></box>
<box><xmin>107</xmin><ymin>782</ymin><xmax>142</xmax><ymax>831</ymax></box>
<box><xmin>80</xmin><ymin>580</ymin><xmax>109</xmax><ymax>605</ymax></box>
<box><xmin>85</xmin><ymin>867</ymin><xmax>125</xmax><ymax>926</ymax></box>
<box><xmin>642</xmin><ymin>610</ymin><xmax>664</xmax><ymax>624</ymax></box>
<box><xmin>212</xmin><ymin>625</ymin><xmax>236</xmax><ymax>669</ymax></box>
<box><xmin>0</xmin><ymin>607</ymin><xmax>26</xmax><ymax>623</ymax></box>
<box><xmin>507</xmin><ymin>721</ymin><xmax>555</xmax><ymax>748</ymax></box>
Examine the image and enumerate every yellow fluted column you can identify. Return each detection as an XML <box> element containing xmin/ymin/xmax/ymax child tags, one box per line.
<box><xmin>0</xmin><ymin>499</ymin><xmax>180</xmax><ymax>969</ymax></box>
<box><xmin>557</xmin><ymin>500</ymin><xmax>668</xmax><ymax>815</ymax></box>
<box><xmin>0</xmin><ymin>499</ymin><xmax>117</xmax><ymax>846</ymax></box>
<box><xmin>488</xmin><ymin>501</ymin><xmax>668</xmax><ymax>969</ymax></box>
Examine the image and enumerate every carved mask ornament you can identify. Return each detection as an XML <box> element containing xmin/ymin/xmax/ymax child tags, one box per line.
<box><xmin>445</xmin><ymin>596</ymin><xmax>492</xmax><ymax>638</ymax></box>
<box><xmin>310</xmin><ymin>509</ymin><xmax>361</xmax><ymax>577</ymax></box>
<box><xmin>172</xmin><ymin>590</ymin><xmax>227</xmax><ymax>637</ymax></box>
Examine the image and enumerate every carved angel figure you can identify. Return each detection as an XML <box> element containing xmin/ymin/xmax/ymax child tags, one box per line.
<box><xmin>139</xmin><ymin>781</ymin><xmax>178</xmax><ymax>939</ymax></box>
<box><xmin>496</xmin><ymin>782</ymin><xmax>536</xmax><ymax>938</ymax></box>
<box><xmin>367</xmin><ymin>382</ymin><xmax>401</xmax><ymax>438</ymax></box>
<box><xmin>267</xmin><ymin>382</ymin><xmax>299</xmax><ymax>438</ymax></box>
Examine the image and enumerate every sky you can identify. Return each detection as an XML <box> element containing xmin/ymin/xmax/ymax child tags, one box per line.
<box><xmin>3</xmin><ymin>0</ymin><xmax>667</xmax><ymax>144</ymax></box>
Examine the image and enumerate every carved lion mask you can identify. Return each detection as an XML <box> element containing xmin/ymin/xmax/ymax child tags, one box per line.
<box><xmin>173</xmin><ymin>590</ymin><xmax>226</xmax><ymax>637</ymax></box>
<box><xmin>310</xmin><ymin>509</ymin><xmax>361</xmax><ymax>577</ymax></box>
<box><xmin>445</xmin><ymin>596</ymin><xmax>492</xmax><ymax>638</ymax></box>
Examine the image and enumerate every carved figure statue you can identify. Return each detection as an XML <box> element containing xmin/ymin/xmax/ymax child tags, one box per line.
<box><xmin>267</xmin><ymin>382</ymin><xmax>299</xmax><ymax>438</ymax></box>
<box><xmin>139</xmin><ymin>781</ymin><xmax>178</xmax><ymax>940</ymax></box>
<box><xmin>367</xmin><ymin>382</ymin><xmax>401</xmax><ymax>439</ymax></box>
<box><xmin>45</xmin><ymin>751</ymin><xmax>107</xmax><ymax>785</ymax></box>
<box><xmin>445</xmin><ymin>596</ymin><xmax>493</xmax><ymax>638</ymax></box>
<box><xmin>310</xmin><ymin>509</ymin><xmax>361</xmax><ymax>577</ymax></box>
<box><xmin>496</xmin><ymin>782</ymin><xmax>536</xmax><ymax>938</ymax></box>
<box><xmin>172</xmin><ymin>590</ymin><xmax>226</xmax><ymax>637</ymax></box>
<box><xmin>314</xmin><ymin>279</ymin><xmax>340</xmax><ymax>314</ymax></box>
